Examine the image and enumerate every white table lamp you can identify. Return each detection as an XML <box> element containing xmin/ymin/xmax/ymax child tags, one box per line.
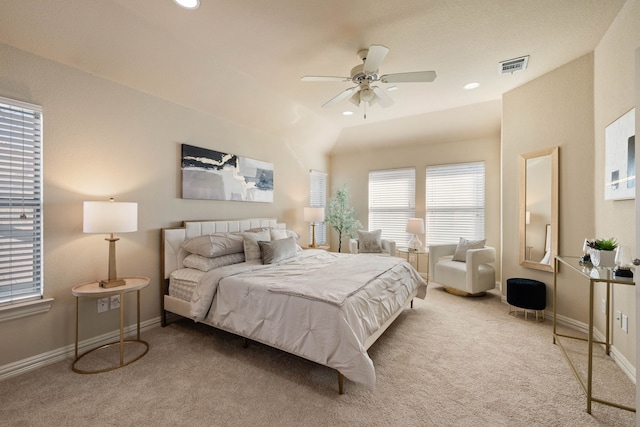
<box><xmin>84</xmin><ymin>199</ymin><xmax>138</xmax><ymax>288</ymax></box>
<box><xmin>304</xmin><ymin>207</ymin><xmax>325</xmax><ymax>248</ymax></box>
<box><xmin>406</xmin><ymin>218</ymin><xmax>425</xmax><ymax>251</ymax></box>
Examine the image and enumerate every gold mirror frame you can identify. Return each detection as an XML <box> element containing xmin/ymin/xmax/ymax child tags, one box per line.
<box><xmin>519</xmin><ymin>146</ymin><xmax>559</xmax><ymax>272</ymax></box>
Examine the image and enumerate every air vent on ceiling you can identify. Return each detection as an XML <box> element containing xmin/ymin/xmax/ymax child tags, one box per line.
<box><xmin>499</xmin><ymin>56</ymin><xmax>529</xmax><ymax>74</ymax></box>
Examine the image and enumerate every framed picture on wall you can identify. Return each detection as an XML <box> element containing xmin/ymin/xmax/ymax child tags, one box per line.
<box><xmin>181</xmin><ymin>144</ymin><xmax>274</xmax><ymax>202</ymax></box>
<box><xmin>604</xmin><ymin>108</ymin><xmax>635</xmax><ymax>200</ymax></box>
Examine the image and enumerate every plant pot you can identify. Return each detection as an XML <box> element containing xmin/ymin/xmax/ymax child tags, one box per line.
<box><xmin>589</xmin><ymin>248</ymin><xmax>617</xmax><ymax>268</ymax></box>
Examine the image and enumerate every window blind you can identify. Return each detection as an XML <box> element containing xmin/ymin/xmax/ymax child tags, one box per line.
<box><xmin>426</xmin><ymin>162</ymin><xmax>485</xmax><ymax>244</ymax></box>
<box><xmin>368</xmin><ymin>168</ymin><xmax>415</xmax><ymax>247</ymax></box>
<box><xmin>309</xmin><ymin>170</ymin><xmax>327</xmax><ymax>245</ymax></box>
<box><xmin>0</xmin><ymin>97</ymin><xmax>43</xmax><ymax>305</ymax></box>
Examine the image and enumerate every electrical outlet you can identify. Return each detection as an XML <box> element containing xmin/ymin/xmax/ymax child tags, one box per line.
<box><xmin>622</xmin><ymin>314</ymin><xmax>628</xmax><ymax>333</ymax></box>
<box><xmin>110</xmin><ymin>295</ymin><xmax>120</xmax><ymax>310</ymax></box>
<box><xmin>601</xmin><ymin>298</ymin><xmax>606</xmax><ymax>314</ymax></box>
<box><xmin>97</xmin><ymin>297</ymin><xmax>109</xmax><ymax>313</ymax></box>
<box><xmin>616</xmin><ymin>310</ymin><xmax>622</xmax><ymax>326</ymax></box>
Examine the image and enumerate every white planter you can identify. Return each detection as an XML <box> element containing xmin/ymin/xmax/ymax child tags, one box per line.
<box><xmin>589</xmin><ymin>249</ymin><xmax>617</xmax><ymax>268</ymax></box>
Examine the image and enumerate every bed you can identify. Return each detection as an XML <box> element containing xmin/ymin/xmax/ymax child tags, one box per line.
<box><xmin>161</xmin><ymin>218</ymin><xmax>427</xmax><ymax>393</ymax></box>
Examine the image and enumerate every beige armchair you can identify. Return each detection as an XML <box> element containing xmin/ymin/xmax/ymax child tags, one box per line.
<box><xmin>428</xmin><ymin>243</ymin><xmax>496</xmax><ymax>296</ymax></box>
<box><xmin>349</xmin><ymin>238</ymin><xmax>397</xmax><ymax>256</ymax></box>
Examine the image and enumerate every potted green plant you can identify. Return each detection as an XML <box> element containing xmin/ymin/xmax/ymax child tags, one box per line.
<box><xmin>324</xmin><ymin>184</ymin><xmax>362</xmax><ymax>253</ymax></box>
<box><xmin>586</xmin><ymin>238</ymin><xmax>618</xmax><ymax>268</ymax></box>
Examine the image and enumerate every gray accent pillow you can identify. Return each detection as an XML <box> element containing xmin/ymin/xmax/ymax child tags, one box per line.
<box><xmin>258</xmin><ymin>236</ymin><xmax>298</xmax><ymax>264</ymax></box>
<box><xmin>183</xmin><ymin>252</ymin><xmax>246</xmax><ymax>272</ymax></box>
<box><xmin>358</xmin><ymin>229</ymin><xmax>382</xmax><ymax>253</ymax></box>
<box><xmin>243</xmin><ymin>230</ymin><xmax>271</xmax><ymax>261</ymax></box>
<box><xmin>452</xmin><ymin>237</ymin><xmax>486</xmax><ymax>262</ymax></box>
<box><xmin>181</xmin><ymin>232</ymin><xmax>244</xmax><ymax>257</ymax></box>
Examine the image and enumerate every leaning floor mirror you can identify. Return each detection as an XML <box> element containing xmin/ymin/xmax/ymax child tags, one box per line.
<box><xmin>519</xmin><ymin>146</ymin><xmax>559</xmax><ymax>272</ymax></box>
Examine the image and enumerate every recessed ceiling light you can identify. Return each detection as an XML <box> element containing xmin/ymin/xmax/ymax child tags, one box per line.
<box><xmin>387</xmin><ymin>86</ymin><xmax>398</xmax><ymax>92</ymax></box>
<box><xmin>464</xmin><ymin>82</ymin><xmax>480</xmax><ymax>90</ymax></box>
<box><xmin>342</xmin><ymin>111</ymin><xmax>354</xmax><ymax>116</ymax></box>
<box><xmin>174</xmin><ymin>0</ymin><xmax>199</xmax><ymax>9</ymax></box>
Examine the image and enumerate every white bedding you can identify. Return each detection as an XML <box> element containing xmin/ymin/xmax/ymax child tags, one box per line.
<box><xmin>175</xmin><ymin>249</ymin><xmax>427</xmax><ymax>390</ymax></box>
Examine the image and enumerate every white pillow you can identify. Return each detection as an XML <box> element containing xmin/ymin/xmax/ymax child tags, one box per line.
<box><xmin>183</xmin><ymin>252</ymin><xmax>246</xmax><ymax>272</ymax></box>
<box><xmin>270</xmin><ymin>228</ymin><xmax>289</xmax><ymax>240</ymax></box>
<box><xmin>243</xmin><ymin>230</ymin><xmax>271</xmax><ymax>261</ymax></box>
<box><xmin>181</xmin><ymin>233</ymin><xmax>244</xmax><ymax>257</ymax></box>
<box><xmin>452</xmin><ymin>237</ymin><xmax>486</xmax><ymax>262</ymax></box>
<box><xmin>358</xmin><ymin>229</ymin><xmax>382</xmax><ymax>253</ymax></box>
<box><xmin>258</xmin><ymin>236</ymin><xmax>298</xmax><ymax>264</ymax></box>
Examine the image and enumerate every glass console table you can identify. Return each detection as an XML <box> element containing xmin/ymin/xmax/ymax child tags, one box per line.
<box><xmin>553</xmin><ymin>256</ymin><xmax>635</xmax><ymax>414</ymax></box>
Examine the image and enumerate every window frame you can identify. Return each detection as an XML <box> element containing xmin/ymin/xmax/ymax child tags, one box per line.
<box><xmin>425</xmin><ymin>161</ymin><xmax>486</xmax><ymax>245</ymax></box>
<box><xmin>0</xmin><ymin>96</ymin><xmax>45</xmax><ymax>315</ymax></box>
<box><xmin>368</xmin><ymin>167</ymin><xmax>416</xmax><ymax>247</ymax></box>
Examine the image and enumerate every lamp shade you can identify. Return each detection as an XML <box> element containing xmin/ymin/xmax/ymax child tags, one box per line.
<box><xmin>304</xmin><ymin>207</ymin><xmax>325</xmax><ymax>223</ymax></box>
<box><xmin>83</xmin><ymin>201</ymin><xmax>138</xmax><ymax>233</ymax></box>
<box><xmin>406</xmin><ymin>218</ymin><xmax>425</xmax><ymax>234</ymax></box>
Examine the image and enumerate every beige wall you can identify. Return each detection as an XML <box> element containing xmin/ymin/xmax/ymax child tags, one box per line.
<box><xmin>502</xmin><ymin>54</ymin><xmax>596</xmax><ymax>323</ymax></box>
<box><xmin>0</xmin><ymin>43</ymin><xmax>328</xmax><ymax>367</ymax></box>
<box><xmin>502</xmin><ymin>0</ymin><xmax>640</xmax><ymax>370</ymax></box>
<box><xmin>329</xmin><ymin>135</ymin><xmax>501</xmax><ymax>278</ymax></box>
<box><xmin>593</xmin><ymin>0</ymin><xmax>640</xmax><ymax>369</ymax></box>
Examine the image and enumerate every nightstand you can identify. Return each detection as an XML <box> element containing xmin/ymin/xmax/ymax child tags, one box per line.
<box><xmin>72</xmin><ymin>276</ymin><xmax>150</xmax><ymax>374</ymax></box>
<box><xmin>302</xmin><ymin>244</ymin><xmax>330</xmax><ymax>251</ymax></box>
<box><xmin>398</xmin><ymin>248</ymin><xmax>429</xmax><ymax>280</ymax></box>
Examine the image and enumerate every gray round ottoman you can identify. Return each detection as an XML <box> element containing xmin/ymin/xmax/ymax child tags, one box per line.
<box><xmin>506</xmin><ymin>278</ymin><xmax>546</xmax><ymax>321</ymax></box>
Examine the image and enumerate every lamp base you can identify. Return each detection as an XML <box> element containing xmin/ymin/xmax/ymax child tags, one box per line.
<box><xmin>100</xmin><ymin>278</ymin><xmax>126</xmax><ymax>288</ymax></box>
<box><xmin>408</xmin><ymin>234</ymin><xmax>423</xmax><ymax>251</ymax></box>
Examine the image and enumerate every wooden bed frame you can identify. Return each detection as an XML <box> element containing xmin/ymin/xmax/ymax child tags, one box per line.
<box><xmin>160</xmin><ymin>218</ymin><xmax>417</xmax><ymax>393</ymax></box>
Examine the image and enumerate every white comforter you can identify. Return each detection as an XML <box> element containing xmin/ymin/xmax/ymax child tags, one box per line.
<box><xmin>188</xmin><ymin>250</ymin><xmax>427</xmax><ymax>390</ymax></box>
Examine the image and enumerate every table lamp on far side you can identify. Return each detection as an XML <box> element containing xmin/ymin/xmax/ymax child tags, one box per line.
<box><xmin>406</xmin><ymin>218</ymin><xmax>425</xmax><ymax>251</ymax></box>
<box><xmin>304</xmin><ymin>207</ymin><xmax>325</xmax><ymax>248</ymax></box>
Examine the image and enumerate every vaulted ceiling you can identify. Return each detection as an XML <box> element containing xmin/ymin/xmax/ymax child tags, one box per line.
<box><xmin>0</xmin><ymin>0</ymin><xmax>626</xmax><ymax>153</ymax></box>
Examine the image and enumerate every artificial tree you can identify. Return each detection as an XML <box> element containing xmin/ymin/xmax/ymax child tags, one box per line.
<box><xmin>324</xmin><ymin>184</ymin><xmax>362</xmax><ymax>253</ymax></box>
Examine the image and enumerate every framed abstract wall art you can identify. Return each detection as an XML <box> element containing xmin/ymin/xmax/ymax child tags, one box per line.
<box><xmin>604</xmin><ymin>108</ymin><xmax>635</xmax><ymax>200</ymax></box>
<box><xmin>181</xmin><ymin>144</ymin><xmax>274</xmax><ymax>202</ymax></box>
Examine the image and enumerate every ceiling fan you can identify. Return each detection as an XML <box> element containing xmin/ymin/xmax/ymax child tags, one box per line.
<box><xmin>301</xmin><ymin>44</ymin><xmax>436</xmax><ymax>113</ymax></box>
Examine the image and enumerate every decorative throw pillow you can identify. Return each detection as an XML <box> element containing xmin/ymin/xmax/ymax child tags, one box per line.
<box><xmin>358</xmin><ymin>229</ymin><xmax>382</xmax><ymax>253</ymax></box>
<box><xmin>258</xmin><ymin>236</ymin><xmax>298</xmax><ymax>264</ymax></box>
<box><xmin>183</xmin><ymin>252</ymin><xmax>246</xmax><ymax>272</ymax></box>
<box><xmin>243</xmin><ymin>230</ymin><xmax>271</xmax><ymax>261</ymax></box>
<box><xmin>181</xmin><ymin>233</ymin><xmax>244</xmax><ymax>258</ymax></box>
<box><xmin>269</xmin><ymin>228</ymin><xmax>289</xmax><ymax>240</ymax></box>
<box><xmin>452</xmin><ymin>237</ymin><xmax>486</xmax><ymax>262</ymax></box>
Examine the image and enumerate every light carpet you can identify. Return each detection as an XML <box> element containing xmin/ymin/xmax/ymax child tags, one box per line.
<box><xmin>0</xmin><ymin>283</ymin><xmax>636</xmax><ymax>426</ymax></box>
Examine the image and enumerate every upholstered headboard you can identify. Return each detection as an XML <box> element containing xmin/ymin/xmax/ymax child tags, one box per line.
<box><xmin>161</xmin><ymin>218</ymin><xmax>283</xmax><ymax>280</ymax></box>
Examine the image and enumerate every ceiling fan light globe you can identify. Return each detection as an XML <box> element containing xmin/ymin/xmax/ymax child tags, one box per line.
<box><xmin>360</xmin><ymin>88</ymin><xmax>374</xmax><ymax>102</ymax></box>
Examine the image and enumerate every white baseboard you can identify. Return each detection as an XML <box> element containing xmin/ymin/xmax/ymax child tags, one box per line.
<box><xmin>500</xmin><ymin>296</ymin><xmax>636</xmax><ymax>384</ymax></box>
<box><xmin>0</xmin><ymin>316</ymin><xmax>162</xmax><ymax>382</ymax></box>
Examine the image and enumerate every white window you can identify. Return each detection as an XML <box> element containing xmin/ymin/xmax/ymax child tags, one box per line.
<box><xmin>309</xmin><ymin>170</ymin><xmax>327</xmax><ymax>245</ymax></box>
<box><xmin>0</xmin><ymin>97</ymin><xmax>43</xmax><ymax>305</ymax></box>
<box><xmin>426</xmin><ymin>162</ymin><xmax>485</xmax><ymax>244</ymax></box>
<box><xmin>368</xmin><ymin>168</ymin><xmax>416</xmax><ymax>247</ymax></box>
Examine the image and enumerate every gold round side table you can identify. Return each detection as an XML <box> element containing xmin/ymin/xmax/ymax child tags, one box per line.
<box><xmin>71</xmin><ymin>276</ymin><xmax>150</xmax><ymax>374</ymax></box>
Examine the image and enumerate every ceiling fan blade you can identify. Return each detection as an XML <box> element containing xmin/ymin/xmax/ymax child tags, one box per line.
<box><xmin>301</xmin><ymin>76</ymin><xmax>351</xmax><ymax>82</ymax></box>
<box><xmin>363</xmin><ymin>45</ymin><xmax>389</xmax><ymax>74</ymax></box>
<box><xmin>372</xmin><ymin>86</ymin><xmax>394</xmax><ymax>108</ymax></box>
<box><xmin>322</xmin><ymin>87</ymin><xmax>359</xmax><ymax>108</ymax></box>
<box><xmin>380</xmin><ymin>71</ymin><xmax>437</xmax><ymax>83</ymax></box>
